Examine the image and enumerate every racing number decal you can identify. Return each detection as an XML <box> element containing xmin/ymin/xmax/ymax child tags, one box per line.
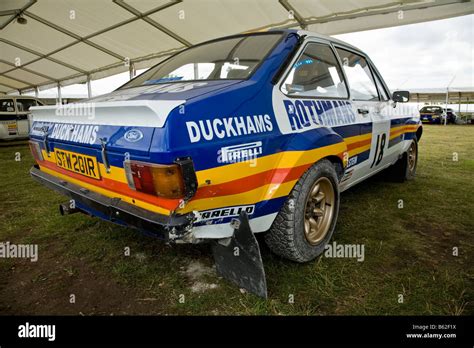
<box><xmin>370</xmin><ymin>133</ymin><xmax>387</xmax><ymax>168</ymax></box>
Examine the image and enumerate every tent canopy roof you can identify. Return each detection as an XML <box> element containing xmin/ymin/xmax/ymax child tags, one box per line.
<box><xmin>0</xmin><ymin>0</ymin><xmax>472</xmax><ymax>94</ymax></box>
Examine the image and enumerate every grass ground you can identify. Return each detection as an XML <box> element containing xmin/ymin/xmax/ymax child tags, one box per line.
<box><xmin>0</xmin><ymin>124</ymin><xmax>472</xmax><ymax>315</ymax></box>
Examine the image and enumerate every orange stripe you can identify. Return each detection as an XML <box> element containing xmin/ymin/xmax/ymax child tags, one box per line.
<box><xmin>390</xmin><ymin>125</ymin><xmax>418</xmax><ymax>139</ymax></box>
<box><xmin>193</xmin><ymin>163</ymin><xmax>311</xmax><ymax>200</ymax></box>
<box><xmin>346</xmin><ymin>137</ymin><xmax>371</xmax><ymax>151</ymax></box>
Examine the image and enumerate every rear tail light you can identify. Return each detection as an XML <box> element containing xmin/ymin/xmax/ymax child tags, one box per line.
<box><xmin>29</xmin><ymin>141</ymin><xmax>43</xmax><ymax>162</ymax></box>
<box><xmin>124</xmin><ymin>160</ymin><xmax>185</xmax><ymax>199</ymax></box>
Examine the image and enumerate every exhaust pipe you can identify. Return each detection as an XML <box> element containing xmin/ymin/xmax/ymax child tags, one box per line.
<box><xmin>59</xmin><ymin>203</ymin><xmax>79</xmax><ymax>216</ymax></box>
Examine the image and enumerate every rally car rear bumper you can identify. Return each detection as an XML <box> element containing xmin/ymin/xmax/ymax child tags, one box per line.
<box><xmin>30</xmin><ymin>165</ymin><xmax>194</xmax><ymax>241</ymax></box>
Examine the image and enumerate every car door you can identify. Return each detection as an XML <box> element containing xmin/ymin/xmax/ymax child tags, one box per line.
<box><xmin>334</xmin><ymin>47</ymin><xmax>391</xmax><ymax>186</ymax></box>
<box><xmin>274</xmin><ymin>39</ymin><xmax>373</xmax><ymax>191</ymax></box>
<box><xmin>369</xmin><ymin>62</ymin><xmax>405</xmax><ymax>166</ymax></box>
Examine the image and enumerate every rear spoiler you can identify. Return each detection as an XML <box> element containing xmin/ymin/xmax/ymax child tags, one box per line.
<box><xmin>30</xmin><ymin>99</ymin><xmax>185</xmax><ymax>128</ymax></box>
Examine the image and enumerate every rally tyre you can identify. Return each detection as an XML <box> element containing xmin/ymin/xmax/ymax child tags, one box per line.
<box><xmin>264</xmin><ymin>159</ymin><xmax>340</xmax><ymax>263</ymax></box>
<box><xmin>387</xmin><ymin>139</ymin><xmax>418</xmax><ymax>182</ymax></box>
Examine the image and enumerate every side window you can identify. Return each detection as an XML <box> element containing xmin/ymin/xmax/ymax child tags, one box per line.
<box><xmin>0</xmin><ymin>99</ymin><xmax>15</xmax><ymax>112</ymax></box>
<box><xmin>372</xmin><ymin>69</ymin><xmax>389</xmax><ymax>101</ymax></box>
<box><xmin>281</xmin><ymin>43</ymin><xmax>348</xmax><ymax>99</ymax></box>
<box><xmin>16</xmin><ymin>99</ymin><xmax>37</xmax><ymax>112</ymax></box>
<box><xmin>336</xmin><ymin>48</ymin><xmax>378</xmax><ymax>101</ymax></box>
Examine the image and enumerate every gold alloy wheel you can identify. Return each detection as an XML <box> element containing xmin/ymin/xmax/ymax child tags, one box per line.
<box><xmin>304</xmin><ymin>177</ymin><xmax>335</xmax><ymax>245</ymax></box>
<box><xmin>408</xmin><ymin>141</ymin><xmax>417</xmax><ymax>173</ymax></box>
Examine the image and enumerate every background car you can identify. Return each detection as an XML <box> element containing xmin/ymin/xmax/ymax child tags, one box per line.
<box><xmin>0</xmin><ymin>96</ymin><xmax>44</xmax><ymax>140</ymax></box>
<box><xmin>419</xmin><ymin>105</ymin><xmax>445</xmax><ymax>124</ymax></box>
<box><xmin>443</xmin><ymin>108</ymin><xmax>458</xmax><ymax>124</ymax></box>
<box><xmin>419</xmin><ymin>105</ymin><xmax>458</xmax><ymax>124</ymax></box>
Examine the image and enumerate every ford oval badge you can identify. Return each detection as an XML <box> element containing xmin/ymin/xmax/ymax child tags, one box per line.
<box><xmin>124</xmin><ymin>129</ymin><xmax>144</xmax><ymax>143</ymax></box>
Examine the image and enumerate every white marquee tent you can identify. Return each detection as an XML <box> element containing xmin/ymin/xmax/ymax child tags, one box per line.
<box><xmin>0</xmin><ymin>0</ymin><xmax>473</xmax><ymax>96</ymax></box>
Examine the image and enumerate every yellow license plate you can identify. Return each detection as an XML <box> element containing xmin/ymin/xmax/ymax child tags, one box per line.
<box><xmin>54</xmin><ymin>148</ymin><xmax>101</xmax><ymax>180</ymax></box>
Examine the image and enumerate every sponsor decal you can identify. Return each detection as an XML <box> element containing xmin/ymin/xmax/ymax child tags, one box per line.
<box><xmin>30</xmin><ymin>122</ymin><xmax>52</xmax><ymax>136</ymax></box>
<box><xmin>347</xmin><ymin>155</ymin><xmax>358</xmax><ymax>168</ymax></box>
<box><xmin>144</xmin><ymin>76</ymin><xmax>183</xmax><ymax>84</ymax></box>
<box><xmin>49</xmin><ymin>123</ymin><xmax>99</xmax><ymax>145</ymax></box>
<box><xmin>283</xmin><ymin>99</ymin><xmax>356</xmax><ymax>131</ymax></box>
<box><xmin>196</xmin><ymin>205</ymin><xmax>255</xmax><ymax>221</ymax></box>
<box><xmin>341</xmin><ymin>169</ymin><xmax>353</xmax><ymax>183</ymax></box>
<box><xmin>293</xmin><ymin>58</ymin><xmax>313</xmax><ymax>69</ymax></box>
<box><xmin>124</xmin><ymin>129</ymin><xmax>144</xmax><ymax>142</ymax></box>
<box><xmin>219</xmin><ymin>141</ymin><xmax>262</xmax><ymax>164</ymax></box>
<box><xmin>7</xmin><ymin>122</ymin><xmax>17</xmax><ymax>135</ymax></box>
<box><xmin>186</xmin><ymin>115</ymin><xmax>273</xmax><ymax>143</ymax></box>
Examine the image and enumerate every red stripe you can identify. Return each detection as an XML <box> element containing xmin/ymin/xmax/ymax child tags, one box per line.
<box><xmin>193</xmin><ymin>164</ymin><xmax>312</xmax><ymax>200</ymax></box>
<box><xmin>194</xmin><ymin>150</ymin><xmax>346</xmax><ymax>200</ymax></box>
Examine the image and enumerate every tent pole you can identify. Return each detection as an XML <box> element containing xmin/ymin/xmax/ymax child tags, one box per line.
<box><xmin>57</xmin><ymin>83</ymin><xmax>62</xmax><ymax>105</ymax></box>
<box><xmin>458</xmin><ymin>92</ymin><xmax>461</xmax><ymax>113</ymax></box>
<box><xmin>444</xmin><ymin>88</ymin><xmax>448</xmax><ymax>125</ymax></box>
<box><xmin>129</xmin><ymin>63</ymin><xmax>136</xmax><ymax>80</ymax></box>
<box><xmin>87</xmin><ymin>75</ymin><xmax>92</xmax><ymax>99</ymax></box>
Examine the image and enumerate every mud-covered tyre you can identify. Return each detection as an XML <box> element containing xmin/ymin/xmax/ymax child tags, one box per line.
<box><xmin>386</xmin><ymin>139</ymin><xmax>418</xmax><ymax>182</ymax></box>
<box><xmin>264</xmin><ymin>159</ymin><xmax>340</xmax><ymax>263</ymax></box>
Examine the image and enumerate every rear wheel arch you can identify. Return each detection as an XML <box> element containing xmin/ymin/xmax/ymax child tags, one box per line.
<box><xmin>323</xmin><ymin>155</ymin><xmax>344</xmax><ymax>182</ymax></box>
<box><xmin>416</xmin><ymin>126</ymin><xmax>423</xmax><ymax>141</ymax></box>
<box><xmin>262</xmin><ymin>132</ymin><xmax>346</xmax><ymax>202</ymax></box>
<box><xmin>261</xmin><ymin>150</ymin><xmax>345</xmax><ymax>204</ymax></box>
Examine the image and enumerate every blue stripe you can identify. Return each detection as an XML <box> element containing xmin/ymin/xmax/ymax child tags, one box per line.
<box><xmin>404</xmin><ymin>132</ymin><xmax>417</xmax><ymax>140</ymax></box>
<box><xmin>389</xmin><ymin>136</ymin><xmax>403</xmax><ymax>148</ymax></box>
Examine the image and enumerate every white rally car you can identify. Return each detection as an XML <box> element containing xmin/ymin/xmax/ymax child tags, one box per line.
<box><xmin>29</xmin><ymin>30</ymin><xmax>422</xmax><ymax>297</ymax></box>
<box><xmin>0</xmin><ymin>96</ymin><xmax>44</xmax><ymax>140</ymax></box>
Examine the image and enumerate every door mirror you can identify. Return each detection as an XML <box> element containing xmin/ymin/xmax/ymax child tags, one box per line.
<box><xmin>392</xmin><ymin>90</ymin><xmax>410</xmax><ymax>103</ymax></box>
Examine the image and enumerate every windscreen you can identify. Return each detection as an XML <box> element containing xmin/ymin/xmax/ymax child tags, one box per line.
<box><xmin>120</xmin><ymin>33</ymin><xmax>283</xmax><ymax>89</ymax></box>
<box><xmin>420</xmin><ymin>106</ymin><xmax>443</xmax><ymax>113</ymax></box>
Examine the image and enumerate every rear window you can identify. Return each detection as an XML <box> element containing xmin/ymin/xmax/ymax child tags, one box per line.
<box><xmin>120</xmin><ymin>33</ymin><xmax>282</xmax><ymax>89</ymax></box>
<box><xmin>0</xmin><ymin>99</ymin><xmax>15</xmax><ymax>112</ymax></box>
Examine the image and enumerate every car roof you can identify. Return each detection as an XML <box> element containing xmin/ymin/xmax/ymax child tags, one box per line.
<box><xmin>198</xmin><ymin>29</ymin><xmax>364</xmax><ymax>57</ymax></box>
<box><xmin>266</xmin><ymin>28</ymin><xmax>363</xmax><ymax>53</ymax></box>
<box><xmin>295</xmin><ymin>29</ymin><xmax>362</xmax><ymax>52</ymax></box>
